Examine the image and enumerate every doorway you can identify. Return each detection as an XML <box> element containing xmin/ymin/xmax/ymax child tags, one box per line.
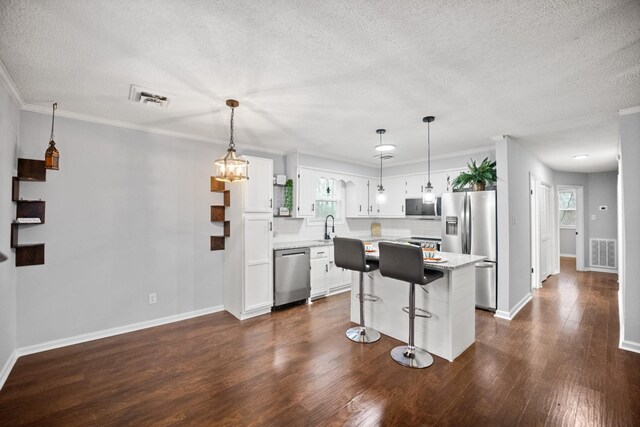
<box><xmin>530</xmin><ymin>174</ymin><xmax>556</xmax><ymax>289</ymax></box>
<box><xmin>557</xmin><ymin>185</ymin><xmax>585</xmax><ymax>271</ymax></box>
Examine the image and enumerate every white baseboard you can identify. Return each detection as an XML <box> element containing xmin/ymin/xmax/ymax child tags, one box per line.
<box><xmin>494</xmin><ymin>293</ymin><xmax>532</xmax><ymax>321</ymax></box>
<box><xmin>560</xmin><ymin>254</ymin><xmax>576</xmax><ymax>258</ymax></box>
<box><xmin>587</xmin><ymin>266</ymin><xmax>618</xmax><ymax>273</ymax></box>
<box><xmin>620</xmin><ymin>340</ymin><xmax>640</xmax><ymax>354</ymax></box>
<box><xmin>0</xmin><ymin>350</ymin><xmax>18</xmax><ymax>391</ymax></box>
<box><xmin>17</xmin><ymin>305</ymin><xmax>224</xmax><ymax>357</ymax></box>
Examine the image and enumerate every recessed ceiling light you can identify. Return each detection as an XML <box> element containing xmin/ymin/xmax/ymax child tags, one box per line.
<box><xmin>573</xmin><ymin>154</ymin><xmax>589</xmax><ymax>160</ymax></box>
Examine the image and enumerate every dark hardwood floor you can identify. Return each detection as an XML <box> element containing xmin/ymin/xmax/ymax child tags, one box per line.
<box><xmin>1</xmin><ymin>258</ymin><xmax>639</xmax><ymax>426</ymax></box>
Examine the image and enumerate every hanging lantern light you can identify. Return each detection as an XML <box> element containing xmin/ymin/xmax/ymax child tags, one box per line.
<box><xmin>44</xmin><ymin>102</ymin><xmax>60</xmax><ymax>170</ymax></box>
<box><xmin>214</xmin><ymin>99</ymin><xmax>249</xmax><ymax>182</ymax></box>
<box><xmin>422</xmin><ymin>116</ymin><xmax>435</xmax><ymax>203</ymax></box>
<box><xmin>375</xmin><ymin>129</ymin><xmax>387</xmax><ymax>204</ymax></box>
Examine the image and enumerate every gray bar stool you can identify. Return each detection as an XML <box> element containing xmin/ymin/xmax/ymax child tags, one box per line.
<box><xmin>378</xmin><ymin>242</ymin><xmax>444</xmax><ymax>368</ymax></box>
<box><xmin>333</xmin><ymin>237</ymin><xmax>381</xmax><ymax>343</ymax></box>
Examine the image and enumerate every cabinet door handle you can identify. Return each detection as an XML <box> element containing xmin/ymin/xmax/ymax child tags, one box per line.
<box><xmin>312</xmin><ymin>203</ymin><xmax>315</xmax><ymax>212</ymax></box>
<box><xmin>359</xmin><ymin>205</ymin><xmax>362</xmax><ymax>212</ymax></box>
<box><xmin>402</xmin><ymin>205</ymin><xmax>404</xmax><ymax>212</ymax></box>
<box><xmin>325</xmin><ymin>264</ymin><xmax>328</xmax><ymax>272</ymax></box>
<box><xmin>269</xmin><ymin>221</ymin><xmax>272</xmax><ymax>231</ymax></box>
<box><xmin>270</xmin><ymin>198</ymin><xmax>272</xmax><ymax>208</ymax></box>
<box><xmin>421</xmin><ymin>185</ymin><xmax>424</xmax><ymax>192</ymax></box>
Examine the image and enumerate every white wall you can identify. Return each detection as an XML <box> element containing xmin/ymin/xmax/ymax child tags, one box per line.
<box><xmin>588</xmin><ymin>171</ymin><xmax>617</xmax><ymax>240</ymax></box>
<box><xmin>559</xmin><ymin>229</ymin><xmax>576</xmax><ymax>255</ymax></box>
<box><xmin>0</xmin><ymin>78</ymin><xmax>19</xmax><ymax>382</ymax></box>
<box><xmin>496</xmin><ymin>136</ymin><xmax>555</xmax><ymax>317</ymax></box>
<box><xmin>15</xmin><ymin>111</ymin><xmax>226</xmax><ymax>347</ymax></box>
<box><xmin>619</xmin><ymin>110</ymin><xmax>640</xmax><ymax>349</ymax></box>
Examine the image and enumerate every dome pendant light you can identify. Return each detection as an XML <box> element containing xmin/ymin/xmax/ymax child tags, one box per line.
<box><xmin>44</xmin><ymin>102</ymin><xmax>60</xmax><ymax>170</ymax></box>
<box><xmin>214</xmin><ymin>99</ymin><xmax>249</xmax><ymax>182</ymax></box>
<box><xmin>422</xmin><ymin>116</ymin><xmax>435</xmax><ymax>203</ymax></box>
<box><xmin>376</xmin><ymin>129</ymin><xmax>387</xmax><ymax>204</ymax></box>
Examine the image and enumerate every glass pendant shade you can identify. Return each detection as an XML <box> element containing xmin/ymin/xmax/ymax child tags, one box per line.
<box><xmin>376</xmin><ymin>186</ymin><xmax>387</xmax><ymax>204</ymax></box>
<box><xmin>423</xmin><ymin>182</ymin><xmax>435</xmax><ymax>203</ymax></box>
<box><xmin>215</xmin><ymin>99</ymin><xmax>248</xmax><ymax>182</ymax></box>
<box><xmin>214</xmin><ymin>148</ymin><xmax>248</xmax><ymax>182</ymax></box>
<box><xmin>375</xmin><ymin>143</ymin><xmax>395</xmax><ymax>152</ymax></box>
<box><xmin>45</xmin><ymin>102</ymin><xmax>59</xmax><ymax>170</ymax></box>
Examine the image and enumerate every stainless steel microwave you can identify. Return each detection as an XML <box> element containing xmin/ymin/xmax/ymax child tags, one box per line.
<box><xmin>405</xmin><ymin>197</ymin><xmax>441</xmax><ymax>218</ymax></box>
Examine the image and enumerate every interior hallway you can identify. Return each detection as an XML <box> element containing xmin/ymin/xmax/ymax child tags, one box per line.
<box><xmin>0</xmin><ymin>258</ymin><xmax>637</xmax><ymax>426</ymax></box>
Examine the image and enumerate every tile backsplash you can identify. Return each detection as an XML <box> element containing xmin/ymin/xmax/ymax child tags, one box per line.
<box><xmin>273</xmin><ymin>217</ymin><xmax>442</xmax><ymax>242</ymax></box>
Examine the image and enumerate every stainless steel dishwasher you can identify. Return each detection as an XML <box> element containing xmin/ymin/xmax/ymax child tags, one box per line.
<box><xmin>273</xmin><ymin>247</ymin><xmax>311</xmax><ymax>309</ymax></box>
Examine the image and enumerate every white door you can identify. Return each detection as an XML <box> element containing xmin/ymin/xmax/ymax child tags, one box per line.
<box><xmin>243</xmin><ymin>216</ymin><xmax>273</xmax><ymax>311</ymax></box>
<box><xmin>296</xmin><ymin>168</ymin><xmax>316</xmax><ymax>217</ymax></box>
<box><xmin>539</xmin><ymin>183</ymin><xmax>552</xmax><ymax>281</ymax></box>
<box><xmin>310</xmin><ymin>258</ymin><xmax>329</xmax><ymax>298</ymax></box>
<box><xmin>244</xmin><ymin>156</ymin><xmax>273</xmax><ymax>213</ymax></box>
<box><xmin>345</xmin><ymin>177</ymin><xmax>370</xmax><ymax>218</ymax></box>
<box><xmin>530</xmin><ymin>175</ymin><xmax>540</xmax><ymax>289</ymax></box>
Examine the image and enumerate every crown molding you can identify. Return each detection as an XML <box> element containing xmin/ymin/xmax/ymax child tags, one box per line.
<box><xmin>619</xmin><ymin>106</ymin><xmax>640</xmax><ymax>116</ymax></box>
<box><xmin>386</xmin><ymin>145</ymin><xmax>496</xmax><ymax>169</ymax></box>
<box><xmin>0</xmin><ymin>58</ymin><xmax>25</xmax><ymax>108</ymax></box>
<box><xmin>20</xmin><ymin>103</ymin><xmax>285</xmax><ymax>156</ymax></box>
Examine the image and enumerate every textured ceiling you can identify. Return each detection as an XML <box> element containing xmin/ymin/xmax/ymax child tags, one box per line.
<box><xmin>1</xmin><ymin>0</ymin><xmax>639</xmax><ymax>172</ymax></box>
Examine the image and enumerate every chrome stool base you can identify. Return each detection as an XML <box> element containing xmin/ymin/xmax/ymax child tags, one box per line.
<box><xmin>390</xmin><ymin>345</ymin><xmax>433</xmax><ymax>368</ymax></box>
<box><xmin>346</xmin><ymin>326</ymin><xmax>381</xmax><ymax>343</ymax></box>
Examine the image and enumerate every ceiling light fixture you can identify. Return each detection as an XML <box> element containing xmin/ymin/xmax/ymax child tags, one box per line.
<box><xmin>422</xmin><ymin>116</ymin><xmax>435</xmax><ymax>203</ymax></box>
<box><xmin>573</xmin><ymin>154</ymin><xmax>589</xmax><ymax>160</ymax></box>
<box><xmin>44</xmin><ymin>102</ymin><xmax>60</xmax><ymax>170</ymax></box>
<box><xmin>374</xmin><ymin>132</ymin><xmax>396</xmax><ymax>152</ymax></box>
<box><xmin>214</xmin><ymin>99</ymin><xmax>249</xmax><ymax>182</ymax></box>
<box><xmin>376</xmin><ymin>129</ymin><xmax>387</xmax><ymax>204</ymax></box>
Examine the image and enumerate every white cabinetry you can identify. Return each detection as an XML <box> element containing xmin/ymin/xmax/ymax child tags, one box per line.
<box><xmin>296</xmin><ymin>168</ymin><xmax>316</xmax><ymax>217</ymax></box>
<box><xmin>310</xmin><ymin>246</ymin><xmax>330</xmax><ymax>298</ymax></box>
<box><xmin>378</xmin><ymin>176</ymin><xmax>406</xmax><ymax>217</ymax></box>
<box><xmin>244</xmin><ymin>156</ymin><xmax>273</xmax><ymax>213</ymax></box>
<box><xmin>345</xmin><ymin>177</ymin><xmax>370</xmax><ymax>218</ymax></box>
<box><xmin>224</xmin><ymin>156</ymin><xmax>274</xmax><ymax>320</ymax></box>
<box><xmin>405</xmin><ymin>174</ymin><xmax>427</xmax><ymax>198</ymax></box>
<box><xmin>310</xmin><ymin>245</ymin><xmax>352</xmax><ymax>299</ymax></box>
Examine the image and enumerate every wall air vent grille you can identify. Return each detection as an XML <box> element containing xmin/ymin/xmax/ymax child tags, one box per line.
<box><xmin>128</xmin><ymin>84</ymin><xmax>172</xmax><ymax>108</ymax></box>
<box><xmin>590</xmin><ymin>238</ymin><xmax>616</xmax><ymax>269</ymax></box>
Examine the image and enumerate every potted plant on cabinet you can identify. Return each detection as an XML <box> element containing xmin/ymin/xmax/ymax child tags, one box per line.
<box><xmin>451</xmin><ymin>157</ymin><xmax>497</xmax><ymax>191</ymax></box>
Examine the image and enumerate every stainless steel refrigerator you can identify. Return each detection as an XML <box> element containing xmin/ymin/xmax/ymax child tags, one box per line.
<box><xmin>441</xmin><ymin>190</ymin><xmax>497</xmax><ymax>311</ymax></box>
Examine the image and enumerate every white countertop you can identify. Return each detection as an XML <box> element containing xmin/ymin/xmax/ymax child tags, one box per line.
<box><xmin>273</xmin><ymin>237</ymin><xmax>485</xmax><ymax>270</ymax></box>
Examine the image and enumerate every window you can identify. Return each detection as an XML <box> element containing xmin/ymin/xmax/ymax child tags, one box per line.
<box><xmin>314</xmin><ymin>177</ymin><xmax>342</xmax><ymax>220</ymax></box>
<box><xmin>559</xmin><ymin>190</ymin><xmax>576</xmax><ymax>227</ymax></box>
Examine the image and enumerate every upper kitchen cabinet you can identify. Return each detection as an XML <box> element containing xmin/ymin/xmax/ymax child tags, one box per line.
<box><xmin>345</xmin><ymin>176</ymin><xmax>370</xmax><ymax>218</ymax></box>
<box><xmin>377</xmin><ymin>176</ymin><xmax>405</xmax><ymax>217</ymax></box>
<box><xmin>243</xmin><ymin>156</ymin><xmax>273</xmax><ymax>213</ymax></box>
<box><xmin>296</xmin><ymin>168</ymin><xmax>317</xmax><ymax>217</ymax></box>
<box><xmin>405</xmin><ymin>173</ymin><xmax>427</xmax><ymax>198</ymax></box>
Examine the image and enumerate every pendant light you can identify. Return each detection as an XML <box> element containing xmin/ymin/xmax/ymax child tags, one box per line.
<box><xmin>376</xmin><ymin>129</ymin><xmax>387</xmax><ymax>204</ymax></box>
<box><xmin>422</xmin><ymin>116</ymin><xmax>435</xmax><ymax>203</ymax></box>
<box><xmin>214</xmin><ymin>99</ymin><xmax>249</xmax><ymax>182</ymax></box>
<box><xmin>44</xmin><ymin>102</ymin><xmax>60</xmax><ymax>170</ymax></box>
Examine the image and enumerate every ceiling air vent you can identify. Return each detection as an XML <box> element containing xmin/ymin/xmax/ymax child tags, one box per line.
<box><xmin>128</xmin><ymin>84</ymin><xmax>172</xmax><ymax>108</ymax></box>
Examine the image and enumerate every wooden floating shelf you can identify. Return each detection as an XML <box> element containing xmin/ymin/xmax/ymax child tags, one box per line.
<box><xmin>210</xmin><ymin>178</ymin><xmax>230</xmax><ymax>251</ymax></box>
<box><xmin>15</xmin><ymin>243</ymin><xmax>45</xmax><ymax>267</ymax></box>
<box><xmin>10</xmin><ymin>158</ymin><xmax>48</xmax><ymax>266</ymax></box>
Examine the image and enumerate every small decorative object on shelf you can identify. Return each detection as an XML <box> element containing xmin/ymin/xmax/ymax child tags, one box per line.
<box><xmin>284</xmin><ymin>179</ymin><xmax>293</xmax><ymax>212</ymax></box>
<box><xmin>45</xmin><ymin>102</ymin><xmax>60</xmax><ymax>170</ymax></box>
<box><xmin>452</xmin><ymin>157</ymin><xmax>497</xmax><ymax>191</ymax></box>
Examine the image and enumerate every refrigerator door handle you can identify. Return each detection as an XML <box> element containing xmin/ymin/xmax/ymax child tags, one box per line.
<box><xmin>467</xmin><ymin>194</ymin><xmax>472</xmax><ymax>255</ymax></box>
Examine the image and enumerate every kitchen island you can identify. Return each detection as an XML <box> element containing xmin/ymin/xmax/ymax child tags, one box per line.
<box><xmin>352</xmin><ymin>241</ymin><xmax>485</xmax><ymax>362</ymax></box>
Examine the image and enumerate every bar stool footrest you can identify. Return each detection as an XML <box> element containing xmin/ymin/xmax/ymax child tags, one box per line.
<box><xmin>356</xmin><ymin>293</ymin><xmax>379</xmax><ymax>302</ymax></box>
<box><xmin>402</xmin><ymin>306</ymin><xmax>432</xmax><ymax>318</ymax></box>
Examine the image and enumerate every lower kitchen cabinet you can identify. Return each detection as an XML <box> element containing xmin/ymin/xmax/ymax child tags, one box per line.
<box><xmin>310</xmin><ymin>245</ymin><xmax>352</xmax><ymax>299</ymax></box>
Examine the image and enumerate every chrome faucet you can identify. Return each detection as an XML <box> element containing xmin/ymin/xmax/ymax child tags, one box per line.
<box><xmin>324</xmin><ymin>215</ymin><xmax>335</xmax><ymax>240</ymax></box>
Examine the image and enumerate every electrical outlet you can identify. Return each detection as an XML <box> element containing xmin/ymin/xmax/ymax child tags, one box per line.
<box><xmin>149</xmin><ymin>293</ymin><xmax>157</xmax><ymax>304</ymax></box>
